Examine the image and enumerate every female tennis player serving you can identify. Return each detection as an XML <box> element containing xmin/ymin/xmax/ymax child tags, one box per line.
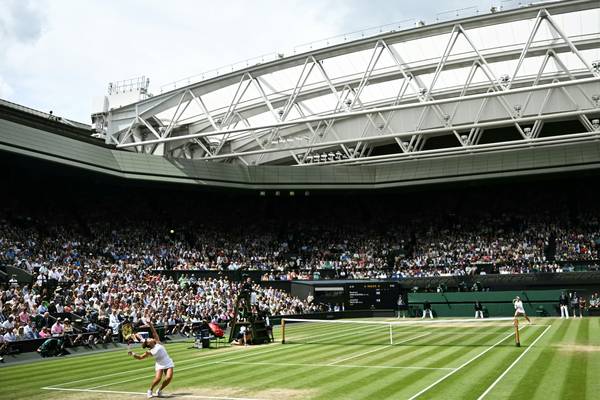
<box><xmin>513</xmin><ymin>296</ymin><xmax>531</xmax><ymax>324</ymax></box>
<box><xmin>128</xmin><ymin>322</ymin><xmax>174</xmax><ymax>398</ymax></box>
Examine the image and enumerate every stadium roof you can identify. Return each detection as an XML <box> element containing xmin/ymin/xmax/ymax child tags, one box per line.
<box><xmin>88</xmin><ymin>1</ymin><xmax>600</xmax><ymax>166</ymax></box>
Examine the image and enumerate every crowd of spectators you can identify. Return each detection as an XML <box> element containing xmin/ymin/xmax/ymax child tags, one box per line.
<box><xmin>1</xmin><ymin>180</ymin><xmax>599</xmax><ymax>354</ymax></box>
<box><xmin>0</xmin><ymin>267</ymin><xmax>319</xmax><ymax>351</ymax></box>
<box><xmin>1</xmin><ymin>188</ymin><xmax>599</xmax><ymax>283</ymax></box>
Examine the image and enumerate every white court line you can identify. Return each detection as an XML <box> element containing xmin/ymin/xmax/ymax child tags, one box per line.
<box><xmin>292</xmin><ymin>324</ymin><xmax>376</xmax><ymax>341</ymax></box>
<box><xmin>283</xmin><ymin>317</ymin><xmax>517</xmax><ymax>325</ymax></box>
<box><xmin>327</xmin><ymin>332</ymin><xmax>431</xmax><ymax>366</ymax></box>
<box><xmin>48</xmin><ymin>343</ymin><xmax>278</xmax><ymax>388</ymax></box>
<box><xmin>41</xmin><ymin>387</ymin><xmax>264</xmax><ymax>400</ymax></box>
<box><xmin>328</xmin><ymin>345</ymin><xmax>393</xmax><ymax>365</ymax></box>
<box><xmin>86</xmin><ymin>343</ymin><xmax>297</xmax><ymax>390</ymax></box>
<box><xmin>288</xmin><ymin>322</ymin><xmax>380</xmax><ymax>343</ymax></box>
<box><xmin>476</xmin><ymin>324</ymin><xmax>552</xmax><ymax>399</ymax></box>
<box><xmin>53</xmin><ymin>318</ymin><xmax>354</xmax><ymax>386</ymax></box>
<box><xmin>88</xmin><ymin>328</ymin><xmax>433</xmax><ymax>390</ymax></box>
<box><xmin>217</xmin><ymin>360</ymin><xmax>455</xmax><ymax>371</ymax></box>
<box><xmin>51</xmin><ymin>319</ymin><xmax>365</xmax><ymax>389</ymax></box>
<box><xmin>407</xmin><ymin>326</ymin><xmax>528</xmax><ymax>400</ymax></box>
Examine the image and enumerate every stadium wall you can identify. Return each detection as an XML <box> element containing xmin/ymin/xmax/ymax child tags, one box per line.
<box><xmin>409</xmin><ymin>290</ymin><xmax>570</xmax><ymax>317</ymax></box>
<box><xmin>3</xmin><ymin>265</ymin><xmax>33</xmax><ymax>284</ymax></box>
<box><xmin>3</xmin><ymin>112</ymin><xmax>600</xmax><ymax>190</ymax></box>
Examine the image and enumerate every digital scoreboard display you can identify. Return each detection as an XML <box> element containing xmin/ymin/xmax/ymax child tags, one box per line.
<box><xmin>346</xmin><ymin>282</ymin><xmax>398</xmax><ymax>309</ymax></box>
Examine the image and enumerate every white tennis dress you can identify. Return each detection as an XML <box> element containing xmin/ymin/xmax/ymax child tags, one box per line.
<box><xmin>151</xmin><ymin>343</ymin><xmax>174</xmax><ymax>371</ymax></box>
<box><xmin>514</xmin><ymin>300</ymin><xmax>525</xmax><ymax>314</ymax></box>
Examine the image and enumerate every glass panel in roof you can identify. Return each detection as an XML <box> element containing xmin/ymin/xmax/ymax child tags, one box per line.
<box><xmin>392</xmin><ymin>34</ymin><xmax>451</xmax><ymax>65</ymax></box>
<box><xmin>259</xmin><ymin>67</ymin><xmax>299</xmax><ymax>95</ymax></box>
<box><xmin>298</xmin><ymin>93</ymin><xmax>340</xmax><ymax>116</ymax></box>
<box><xmin>141</xmin><ymin>6</ymin><xmax>600</xmax><ymax>143</ymax></box>
<box><xmin>320</xmin><ymin>49</ymin><xmax>375</xmax><ymax>82</ymax></box>
<box><xmin>356</xmin><ymin>78</ymin><xmax>405</xmax><ymax>105</ymax></box>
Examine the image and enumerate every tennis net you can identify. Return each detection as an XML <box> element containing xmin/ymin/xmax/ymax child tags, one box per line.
<box><xmin>280</xmin><ymin>317</ymin><xmax>519</xmax><ymax>346</ymax></box>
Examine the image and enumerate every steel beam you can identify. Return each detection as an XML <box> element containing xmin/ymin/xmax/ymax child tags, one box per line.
<box><xmin>117</xmin><ymin>76</ymin><xmax>600</xmax><ymax>148</ymax></box>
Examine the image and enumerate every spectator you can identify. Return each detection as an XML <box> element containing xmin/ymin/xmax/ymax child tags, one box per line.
<box><xmin>63</xmin><ymin>319</ymin><xmax>74</xmax><ymax>345</ymax></box>
<box><xmin>2</xmin><ymin>316</ymin><xmax>15</xmax><ymax>331</ymax></box>
<box><xmin>51</xmin><ymin>318</ymin><xmax>64</xmax><ymax>337</ymax></box>
<box><xmin>39</xmin><ymin>327</ymin><xmax>51</xmax><ymax>339</ymax></box>
<box><xmin>3</xmin><ymin>328</ymin><xmax>16</xmax><ymax>342</ymax></box>
<box><xmin>15</xmin><ymin>326</ymin><xmax>26</xmax><ymax>341</ymax></box>
<box><xmin>23</xmin><ymin>321</ymin><xmax>39</xmax><ymax>340</ymax></box>
<box><xmin>109</xmin><ymin>311</ymin><xmax>120</xmax><ymax>334</ymax></box>
<box><xmin>0</xmin><ymin>328</ymin><xmax>8</xmax><ymax>362</ymax></box>
<box><xmin>85</xmin><ymin>321</ymin><xmax>100</xmax><ymax>345</ymax></box>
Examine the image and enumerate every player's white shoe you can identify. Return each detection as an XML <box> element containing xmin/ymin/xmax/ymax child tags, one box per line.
<box><xmin>156</xmin><ymin>390</ymin><xmax>163</xmax><ymax>397</ymax></box>
<box><xmin>147</xmin><ymin>389</ymin><xmax>153</xmax><ymax>398</ymax></box>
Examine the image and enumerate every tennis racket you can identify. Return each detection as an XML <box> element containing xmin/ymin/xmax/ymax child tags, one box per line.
<box><xmin>122</xmin><ymin>323</ymin><xmax>134</xmax><ymax>341</ymax></box>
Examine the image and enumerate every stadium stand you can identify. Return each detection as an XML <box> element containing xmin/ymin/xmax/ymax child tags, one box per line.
<box><xmin>1</xmin><ymin>148</ymin><xmax>599</xmax><ymax>356</ymax></box>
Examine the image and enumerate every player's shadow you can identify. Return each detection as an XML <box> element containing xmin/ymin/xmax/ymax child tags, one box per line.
<box><xmin>160</xmin><ymin>393</ymin><xmax>193</xmax><ymax>398</ymax></box>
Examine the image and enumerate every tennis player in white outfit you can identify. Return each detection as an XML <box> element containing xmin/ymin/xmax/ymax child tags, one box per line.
<box><xmin>513</xmin><ymin>296</ymin><xmax>531</xmax><ymax>324</ymax></box>
<box><xmin>128</xmin><ymin>322</ymin><xmax>175</xmax><ymax>398</ymax></box>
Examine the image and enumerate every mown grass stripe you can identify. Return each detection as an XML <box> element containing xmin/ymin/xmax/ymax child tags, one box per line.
<box><xmin>237</xmin><ymin>330</ymin><xmax>462</xmax><ymax>396</ymax></box>
<box><xmin>115</xmin><ymin>337</ymin><xmax>359</xmax><ymax>390</ymax></box>
<box><xmin>420</xmin><ymin>326</ymin><xmax>544</xmax><ymax>399</ymax></box>
<box><xmin>1</xmin><ymin>341</ymin><xmax>201</xmax><ymax>382</ymax></box>
<box><xmin>44</xmin><ymin>343</ymin><xmax>248</xmax><ymax>388</ymax></box>
<box><xmin>86</xmin><ymin>343</ymin><xmax>293</xmax><ymax>390</ymax></box>
<box><xmin>504</xmin><ymin>320</ymin><xmax>569</xmax><ymax>399</ymax></box>
<box><xmin>361</xmin><ymin>330</ymin><xmax>515</xmax><ymax>399</ymax></box>
<box><xmin>308</xmin><ymin>337</ymin><xmax>472</xmax><ymax>398</ymax></box>
<box><xmin>0</xmin><ymin>317</ymin><xmax>595</xmax><ymax>400</ymax></box>
<box><xmin>361</xmin><ymin>330</ymin><xmax>469</xmax><ymax>368</ymax></box>
<box><xmin>160</xmin><ymin>343</ymin><xmax>377</xmax><ymax>395</ymax></box>
<box><xmin>559</xmin><ymin>319</ymin><xmax>589</xmax><ymax>400</ymax></box>
<box><xmin>474</xmin><ymin>325</ymin><xmax>551</xmax><ymax>399</ymax></box>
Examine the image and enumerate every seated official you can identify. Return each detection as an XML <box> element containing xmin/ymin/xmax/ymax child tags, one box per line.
<box><xmin>232</xmin><ymin>326</ymin><xmax>252</xmax><ymax>346</ymax></box>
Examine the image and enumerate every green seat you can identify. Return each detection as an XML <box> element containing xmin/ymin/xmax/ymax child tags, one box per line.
<box><xmin>482</xmin><ymin>306</ymin><xmax>489</xmax><ymax>318</ymax></box>
<box><xmin>536</xmin><ymin>306</ymin><xmax>547</xmax><ymax>316</ymax></box>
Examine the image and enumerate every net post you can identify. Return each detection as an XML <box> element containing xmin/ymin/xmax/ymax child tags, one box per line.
<box><xmin>281</xmin><ymin>318</ymin><xmax>286</xmax><ymax>344</ymax></box>
<box><xmin>389</xmin><ymin>323</ymin><xmax>393</xmax><ymax>345</ymax></box>
<box><xmin>513</xmin><ymin>317</ymin><xmax>520</xmax><ymax>347</ymax></box>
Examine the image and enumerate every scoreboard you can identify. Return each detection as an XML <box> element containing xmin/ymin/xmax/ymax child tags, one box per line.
<box><xmin>346</xmin><ymin>282</ymin><xmax>398</xmax><ymax>309</ymax></box>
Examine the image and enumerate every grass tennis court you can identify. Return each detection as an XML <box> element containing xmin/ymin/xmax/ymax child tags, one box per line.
<box><xmin>1</xmin><ymin>317</ymin><xmax>598</xmax><ymax>400</ymax></box>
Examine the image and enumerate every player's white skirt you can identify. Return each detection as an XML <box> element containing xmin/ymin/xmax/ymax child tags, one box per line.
<box><xmin>515</xmin><ymin>307</ymin><xmax>525</xmax><ymax>314</ymax></box>
<box><xmin>155</xmin><ymin>362</ymin><xmax>175</xmax><ymax>371</ymax></box>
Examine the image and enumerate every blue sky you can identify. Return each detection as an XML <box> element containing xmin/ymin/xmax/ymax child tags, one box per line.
<box><xmin>0</xmin><ymin>0</ymin><xmax>506</xmax><ymax>123</ymax></box>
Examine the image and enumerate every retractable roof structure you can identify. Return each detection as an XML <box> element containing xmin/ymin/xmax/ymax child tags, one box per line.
<box><xmin>95</xmin><ymin>0</ymin><xmax>600</xmax><ymax>167</ymax></box>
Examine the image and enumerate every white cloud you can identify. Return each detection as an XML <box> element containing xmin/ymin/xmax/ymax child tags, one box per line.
<box><xmin>0</xmin><ymin>75</ymin><xmax>14</xmax><ymax>99</ymax></box>
<box><xmin>0</xmin><ymin>0</ymin><xmax>45</xmax><ymax>44</ymax></box>
<box><xmin>1</xmin><ymin>0</ymin><xmax>352</xmax><ymax>122</ymax></box>
<box><xmin>0</xmin><ymin>0</ymin><xmax>498</xmax><ymax>122</ymax></box>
